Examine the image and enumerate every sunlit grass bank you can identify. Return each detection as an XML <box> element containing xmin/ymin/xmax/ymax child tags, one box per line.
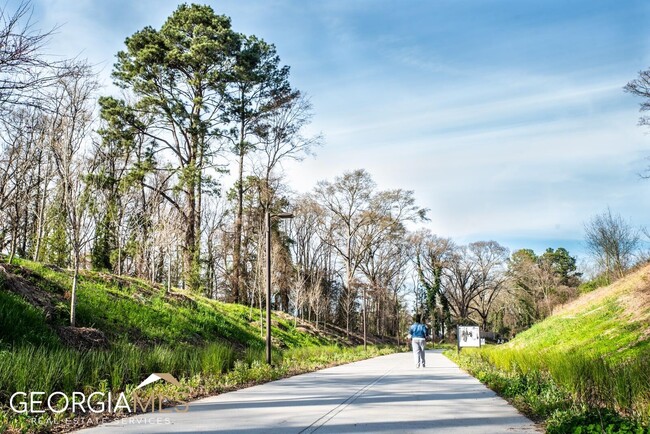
<box><xmin>1</xmin><ymin>344</ymin><xmax>396</xmax><ymax>433</ymax></box>
<box><xmin>0</xmin><ymin>258</ymin><xmax>399</xmax><ymax>433</ymax></box>
<box><xmin>446</xmin><ymin>265</ymin><xmax>650</xmax><ymax>433</ymax></box>
<box><xmin>448</xmin><ymin>348</ymin><xmax>650</xmax><ymax>433</ymax></box>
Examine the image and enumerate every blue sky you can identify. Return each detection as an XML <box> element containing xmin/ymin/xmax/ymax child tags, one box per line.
<box><xmin>22</xmin><ymin>0</ymin><xmax>650</xmax><ymax>262</ymax></box>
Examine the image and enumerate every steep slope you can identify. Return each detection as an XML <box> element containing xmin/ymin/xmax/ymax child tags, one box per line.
<box><xmin>0</xmin><ymin>258</ymin><xmax>335</xmax><ymax>351</ymax></box>
<box><xmin>506</xmin><ymin>264</ymin><xmax>650</xmax><ymax>361</ymax></box>
<box><xmin>449</xmin><ymin>266</ymin><xmax>650</xmax><ymax>432</ymax></box>
<box><xmin>0</xmin><ymin>258</ymin><xmax>398</xmax><ymax>434</ymax></box>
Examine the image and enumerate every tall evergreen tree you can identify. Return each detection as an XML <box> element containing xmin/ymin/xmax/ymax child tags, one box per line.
<box><xmin>223</xmin><ymin>35</ymin><xmax>296</xmax><ymax>303</ymax></box>
<box><xmin>108</xmin><ymin>4</ymin><xmax>239</xmax><ymax>291</ymax></box>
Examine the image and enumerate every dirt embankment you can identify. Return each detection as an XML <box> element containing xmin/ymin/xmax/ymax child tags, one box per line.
<box><xmin>0</xmin><ymin>263</ymin><xmax>108</xmax><ymax>350</ymax></box>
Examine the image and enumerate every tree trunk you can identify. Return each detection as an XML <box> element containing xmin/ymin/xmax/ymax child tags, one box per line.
<box><xmin>20</xmin><ymin>199</ymin><xmax>29</xmax><ymax>257</ymax></box>
<box><xmin>33</xmin><ymin>176</ymin><xmax>48</xmax><ymax>261</ymax></box>
<box><xmin>117</xmin><ymin>234</ymin><xmax>122</xmax><ymax>276</ymax></box>
<box><xmin>233</xmin><ymin>149</ymin><xmax>244</xmax><ymax>304</ymax></box>
<box><xmin>116</xmin><ymin>207</ymin><xmax>123</xmax><ymax>276</ymax></box>
<box><xmin>70</xmin><ymin>253</ymin><xmax>79</xmax><ymax>327</ymax></box>
<box><xmin>376</xmin><ymin>294</ymin><xmax>381</xmax><ymax>337</ymax></box>
<box><xmin>8</xmin><ymin>233</ymin><xmax>17</xmax><ymax>265</ymax></box>
<box><xmin>150</xmin><ymin>249</ymin><xmax>155</xmax><ymax>283</ymax></box>
<box><xmin>183</xmin><ymin>163</ymin><xmax>198</xmax><ymax>291</ymax></box>
<box><xmin>183</xmin><ymin>221</ymin><xmax>195</xmax><ymax>289</ymax></box>
<box><xmin>167</xmin><ymin>249</ymin><xmax>172</xmax><ymax>294</ymax></box>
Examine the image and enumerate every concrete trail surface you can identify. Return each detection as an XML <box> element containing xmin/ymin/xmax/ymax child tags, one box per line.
<box><xmin>77</xmin><ymin>350</ymin><xmax>540</xmax><ymax>434</ymax></box>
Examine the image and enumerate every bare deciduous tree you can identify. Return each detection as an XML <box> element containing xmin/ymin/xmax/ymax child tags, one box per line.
<box><xmin>625</xmin><ymin>68</ymin><xmax>650</xmax><ymax>129</ymax></box>
<box><xmin>0</xmin><ymin>107</ymin><xmax>44</xmax><ymax>261</ymax></box>
<box><xmin>441</xmin><ymin>245</ymin><xmax>481</xmax><ymax>324</ymax></box>
<box><xmin>47</xmin><ymin>61</ymin><xmax>98</xmax><ymax>326</ymax></box>
<box><xmin>314</xmin><ymin>169</ymin><xmax>375</xmax><ymax>334</ymax></box>
<box><xmin>412</xmin><ymin>230</ymin><xmax>454</xmax><ymax>337</ymax></box>
<box><xmin>584</xmin><ymin>208</ymin><xmax>640</xmax><ymax>280</ymax></box>
<box><xmin>0</xmin><ymin>1</ymin><xmax>64</xmax><ymax>112</ymax></box>
<box><xmin>468</xmin><ymin>241</ymin><xmax>508</xmax><ymax>329</ymax></box>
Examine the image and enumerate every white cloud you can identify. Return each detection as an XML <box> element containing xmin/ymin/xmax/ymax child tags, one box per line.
<box><xmin>284</xmin><ymin>74</ymin><xmax>650</xmax><ymax>246</ymax></box>
<box><xmin>17</xmin><ymin>0</ymin><xmax>649</xmax><ymax>257</ymax></box>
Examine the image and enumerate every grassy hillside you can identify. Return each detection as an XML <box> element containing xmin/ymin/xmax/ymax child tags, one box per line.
<box><xmin>0</xmin><ymin>258</ymin><xmax>397</xmax><ymax>433</ymax></box>
<box><xmin>507</xmin><ymin>265</ymin><xmax>650</xmax><ymax>361</ymax></box>
<box><xmin>449</xmin><ymin>264</ymin><xmax>650</xmax><ymax>433</ymax></box>
<box><xmin>0</xmin><ymin>258</ymin><xmax>334</xmax><ymax>351</ymax></box>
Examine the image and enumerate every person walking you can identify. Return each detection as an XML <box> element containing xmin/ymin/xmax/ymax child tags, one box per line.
<box><xmin>409</xmin><ymin>315</ymin><xmax>428</xmax><ymax>368</ymax></box>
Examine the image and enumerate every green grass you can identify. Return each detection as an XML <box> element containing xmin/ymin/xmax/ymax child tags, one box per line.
<box><xmin>0</xmin><ymin>291</ymin><xmax>60</xmax><ymax>348</ymax></box>
<box><xmin>505</xmin><ymin>299</ymin><xmax>644</xmax><ymax>362</ymax></box>
<box><xmin>1</xmin><ymin>258</ymin><xmax>330</xmax><ymax>350</ymax></box>
<box><xmin>0</xmin><ymin>258</ymin><xmax>398</xmax><ymax>433</ymax></box>
<box><xmin>578</xmin><ymin>273</ymin><xmax>610</xmax><ymax>294</ymax></box>
<box><xmin>446</xmin><ymin>266</ymin><xmax>650</xmax><ymax>433</ymax></box>
<box><xmin>448</xmin><ymin>349</ymin><xmax>650</xmax><ymax>434</ymax></box>
<box><xmin>0</xmin><ymin>344</ymin><xmax>397</xmax><ymax>433</ymax></box>
<box><xmin>0</xmin><ymin>341</ymin><xmax>237</xmax><ymax>401</ymax></box>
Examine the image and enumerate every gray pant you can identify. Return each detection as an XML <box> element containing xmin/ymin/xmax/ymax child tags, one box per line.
<box><xmin>412</xmin><ymin>338</ymin><xmax>426</xmax><ymax>367</ymax></box>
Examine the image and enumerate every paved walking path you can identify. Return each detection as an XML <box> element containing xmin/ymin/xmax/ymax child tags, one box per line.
<box><xmin>78</xmin><ymin>350</ymin><xmax>540</xmax><ymax>433</ymax></box>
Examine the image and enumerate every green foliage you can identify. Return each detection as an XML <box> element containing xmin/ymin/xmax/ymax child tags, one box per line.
<box><xmin>114</xmin><ymin>4</ymin><xmax>239</xmax><ymax>95</ymax></box>
<box><xmin>415</xmin><ymin>255</ymin><xmax>439</xmax><ymax>323</ymax></box>
<box><xmin>42</xmin><ymin>202</ymin><xmax>70</xmax><ymax>267</ymax></box>
<box><xmin>541</xmin><ymin>247</ymin><xmax>582</xmax><ymax>285</ymax></box>
<box><xmin>511</xmin><ymin>248</ymin><xmax>537</xmax><ymax>264</ymax></box>
<box><xmin>547</xmin><ymin>409</ymin><xmax>650</xmax><ymax>434</ymax></box>
<box><xmin>0</xmin><ymin>258</ymin><xmax>401</xmax><ymax>432</ymax></box>
<box><xmin>97</xmin><ymin>96</ymin><xmax>143</xmax><ymax>151</ymax></box>
<box><xmin>507</xmin><ymin>246</ymin><xmax>582</xmax><ymax>330</ymax></box>
<box><xmin>447</xmin><ymin>265</ymin><xmax>650</xmax><ymax>433</ymax></box>
<box><xmin>107</xmin><ymin>3</ymin><xmax>256</xmax><ymax>292</ymax></box>
<box><xmin>579</xmin><ymin>273</ymin><xmax>611</xmax><ymax>294</ymax></box>
<box><xmin>91</xmin><ymin>212</ymin><xmax>115</xmax><ymax>271</ymax></box>
<box><xmin>449</xmin><ymin>349</ymin><xmax>650</xmax><ymax>433</ymax></box>
<box><xmin>0</xmin><ymin>291</ymin><xmax>60</xmax><ymax>348</ymax></box>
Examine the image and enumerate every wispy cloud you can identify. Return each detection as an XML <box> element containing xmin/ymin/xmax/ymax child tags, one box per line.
<box><xmin>20</xmin><ymin>0</ymin><xmax>650</xmax><ymax>259</ymax></box>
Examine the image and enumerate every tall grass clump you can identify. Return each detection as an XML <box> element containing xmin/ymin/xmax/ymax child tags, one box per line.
<box><xmin>477</xmin><ymin>346</ymin><xmax>650</xmax><ymax>418</ymax></box>
<box><xmin>0</xmin><ymin>342</ymin><xmax>394</xmax><ymax>405</ymax></box>
<box><xmin>449</xmin><ymin>347</ymin><xmax>650</xmax><ymax>432</ymax></box>
<box><xmin>0</xmin><ymin>291</ymin><xmax>60</xmax><ymax>348</ymax></box>
<box><xmin>0</xmin><ymin>341</ymin><xmax>398</xmax><ymax>433</ymax></box>
<box><xmin>0</xmin><ymin>258</ymin><xmax>401</xmax><ymax>433</ymax></box>
<box><xmin>0</xmin><ymin>341</ymin><xmax>237</xmax><ymax>400</ymax></box>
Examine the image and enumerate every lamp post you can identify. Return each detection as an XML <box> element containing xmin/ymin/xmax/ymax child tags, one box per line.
<box><xmin>266</xmin><ymin>210</ymin><xmax>294</xmax><ymax>365</ymax></box>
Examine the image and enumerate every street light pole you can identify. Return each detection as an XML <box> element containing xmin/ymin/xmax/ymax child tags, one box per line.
<box><xmin>265</xmin><ymin>211</ymin><xmax>272</xmax><ymax>365</ymax></box>
<box><xmin>266</xmin><ymin>210</ymin><xmax>294</xmax><ymax>365</ymax></box>
<box><xmin>363</xmin><ymin>286</ymin><xmax>367</xmax><ymax>351</ymax></box>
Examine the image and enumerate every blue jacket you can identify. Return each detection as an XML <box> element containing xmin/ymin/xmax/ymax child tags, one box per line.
<box><xmin>409</xmin><ymin>322</ymin><xmax>427</xmax><ymax>339</ymax></box>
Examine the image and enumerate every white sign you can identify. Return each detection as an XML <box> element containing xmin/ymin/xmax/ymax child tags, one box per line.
<box><xmin>458</xmin><ymin>326</ymin><xmax>481</xmax><ymax>348</ymax></box>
